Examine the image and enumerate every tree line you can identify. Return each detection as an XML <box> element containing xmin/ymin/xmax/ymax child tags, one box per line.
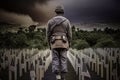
<box><xmin>0</xmin><ymin>24</ymin><xmax>120</xmax><ymax>50</ymax></box>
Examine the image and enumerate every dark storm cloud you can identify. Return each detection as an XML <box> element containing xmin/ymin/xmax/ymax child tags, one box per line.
<box><xmin>63</xmin><ymin>0</ymin><xmax>120</xmax><ymax>23</ymax></box>
<box><xmin>0</xmin><ymin>0</ymin><xmax>50</xmax><ymax>22</ymax></box>
<box><xmin>0</xmin><ymin>0</ymin><xmax>120</xmax><ymax>24</ymax></box>
<box><xmin>0</xmin><ymin>0</ymin><xmax>49</xmax><ymax>13</ymax></box>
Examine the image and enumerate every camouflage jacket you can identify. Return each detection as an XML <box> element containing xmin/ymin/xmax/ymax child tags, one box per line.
<box><xmin>46</xmin><ymin>15</ymin><xmax>72</xmax><ymax>46</ymax></box>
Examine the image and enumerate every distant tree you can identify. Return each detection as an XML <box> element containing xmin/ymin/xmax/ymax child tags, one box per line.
<box><xmin>85</xmin><ymin>33</ymin><xmax>100</xmax><ymax>47</ymax></box>
<box><xmin>77</xmin><ymin>28</ymin><xmax>80</xmax><ymax>31</ymax></box>
<box><xmin>104</xmin><ymin>27</ymin><xmax>115</xmax><ymax>34</ymax></box>
<box><xmin>37</xmin><ymin>28</ymin><xmax>41</xmax><ymax>32</ymax></box>
<box><xmin>72</xmin><ymin>25</ymin><xmax>75</xmax><ymax>32</ymax></box>
<box><xmin>97</xmin><ymin>29</ymin><xmax>102</xmax><ymax>32</ymax></box>
<box><xmin>17</xmin><ymin>27</ymin><xmax>24</xmax><ymax>34</ymax></box>
<box><xmin>94</xmin><ymin>38</ymin><xmax>116</xmax><ymax>48</ymax></box>
<box><xmin>104</xmin><ymin>27</ymin><xmax>109</xmax><ymax>33</ymax></box>
<box><xmin>25</xmin><ymin>29</ymin><xmax>28</xmax><ymax>33</ymax></box>
<box><xmin>1</xmin><ymin>32</ymin><xmax>14</xmax><ymax>48</ymax></box>
<box><xmin>11</xmin><ymin>33</ymin><xmax>28</xmax><ymax>48</ymax></box>
<box><xmin>29</xmin><ymin>25</ymin><xmax>36</xmax><ymax>32</ymax></box>
<box><xmin>41</xmin><ymin>28</ymin><xmax>46</xmax><ymax>33</ymax></box>
<box><xmin>72</xmin><ymin>39</ymin><xmax>90</xmax><ymax>49</ymax></box>
<box><xmin>112</xmin><ymin>32</ymin><xmax>120</xmax><ymax>47</ymax></box>
<box><xmin>93</xmin><ymin>28</ymin><xmax>97</xmax><ymax>32</ymax></box>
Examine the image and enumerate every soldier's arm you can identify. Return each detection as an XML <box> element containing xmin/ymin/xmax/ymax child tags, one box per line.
<box><xmin>67</xmin><ymin>20</ymin><xmax>72</xmax><ymax>42</ymax></box>
<box><xmin>46</xmin><ymin>21</ymin><xmax>51</xmax><ymax>44</ymax></box>
<box><xmin>67</xmin><ymin>20</ymin><xmax>72</xmax><ymax>46</ymax></box>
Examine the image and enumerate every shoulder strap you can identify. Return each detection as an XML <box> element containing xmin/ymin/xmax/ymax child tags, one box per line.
<box><xmin>49</xmin><ymin>19</ymin><xmax>67</xmax><ymax>36</ymax></box>
<box><xmin>50</xmin><ymin>19</ymin><xmax>66</xmax><ymax>31</ymax></box>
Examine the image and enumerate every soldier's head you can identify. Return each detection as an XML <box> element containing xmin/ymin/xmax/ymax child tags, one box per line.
<box><xmin>55</xmin><ymin>5</ymin><xmax>64</xmax><ymax>15</ymax></box>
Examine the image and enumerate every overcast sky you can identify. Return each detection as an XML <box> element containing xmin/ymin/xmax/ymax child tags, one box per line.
<box><xmin>0</xmin><ymin>0</ymin><xmax>120</xmax><ymax>26</ymax></box>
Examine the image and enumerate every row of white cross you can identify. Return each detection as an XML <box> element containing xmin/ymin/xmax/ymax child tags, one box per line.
<box><xmin>68</xmin><ymin>48</ymin><xmax>120</xmax><ymax>80</ymax></box>
<box><xmin>0</xmin><ymin>48</ymin><xmax>51</xmax><ymax>80</ymax></box>
<box><xmin>0</xmin><ymin>48</ymin><xmax>120</xmax><ymax>80</ymax></box>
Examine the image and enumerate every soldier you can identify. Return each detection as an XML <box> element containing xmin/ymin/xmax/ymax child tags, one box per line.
<box><xmin>46</xmin><ymin>5</ymin><xmax>72</xmax><ymax>80</ymax></box>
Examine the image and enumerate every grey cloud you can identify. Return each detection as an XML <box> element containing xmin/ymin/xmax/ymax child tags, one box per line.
<box><xmin>0</xmin><ymin>0</ymin><xmax>52</xmax><ymax>22</ymax></box>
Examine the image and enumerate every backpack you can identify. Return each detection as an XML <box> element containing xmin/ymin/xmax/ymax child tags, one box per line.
<box><xmin>49</xmin><ymin>19</ymin><xmax>69</xmax><ymax>49</ymax></box>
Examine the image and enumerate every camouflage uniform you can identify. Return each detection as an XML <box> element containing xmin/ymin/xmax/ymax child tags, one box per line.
<box><xmin>47</xmin><ymin>15</ymin><xmax>72</xmax><ymax>74</ymax></box>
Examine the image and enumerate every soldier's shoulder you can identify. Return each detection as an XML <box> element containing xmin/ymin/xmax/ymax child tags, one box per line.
<box><xmin>48</xmin><ymin>18</ymin><xmax>55</xmax><ymax>24</ymax></box>
<box><xmin>54</xmin><ymin>16</ymin><xmax>67</xmax><ymax>19</ymax></box>
<box><xmin>55</xmin><ymin>16</ymin><xmax>70</xmax><ymax>22</ymax></box>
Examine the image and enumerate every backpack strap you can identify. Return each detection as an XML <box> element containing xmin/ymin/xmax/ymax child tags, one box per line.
<box><xmin>49</xmin><ymin>19</ymin><xmax>67</xmax><ymax>36</ymax></box>
<box><xmin>51</xmin><ymin>19</ymin><xmax>66</xmax><ymax>32</ymax></box>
